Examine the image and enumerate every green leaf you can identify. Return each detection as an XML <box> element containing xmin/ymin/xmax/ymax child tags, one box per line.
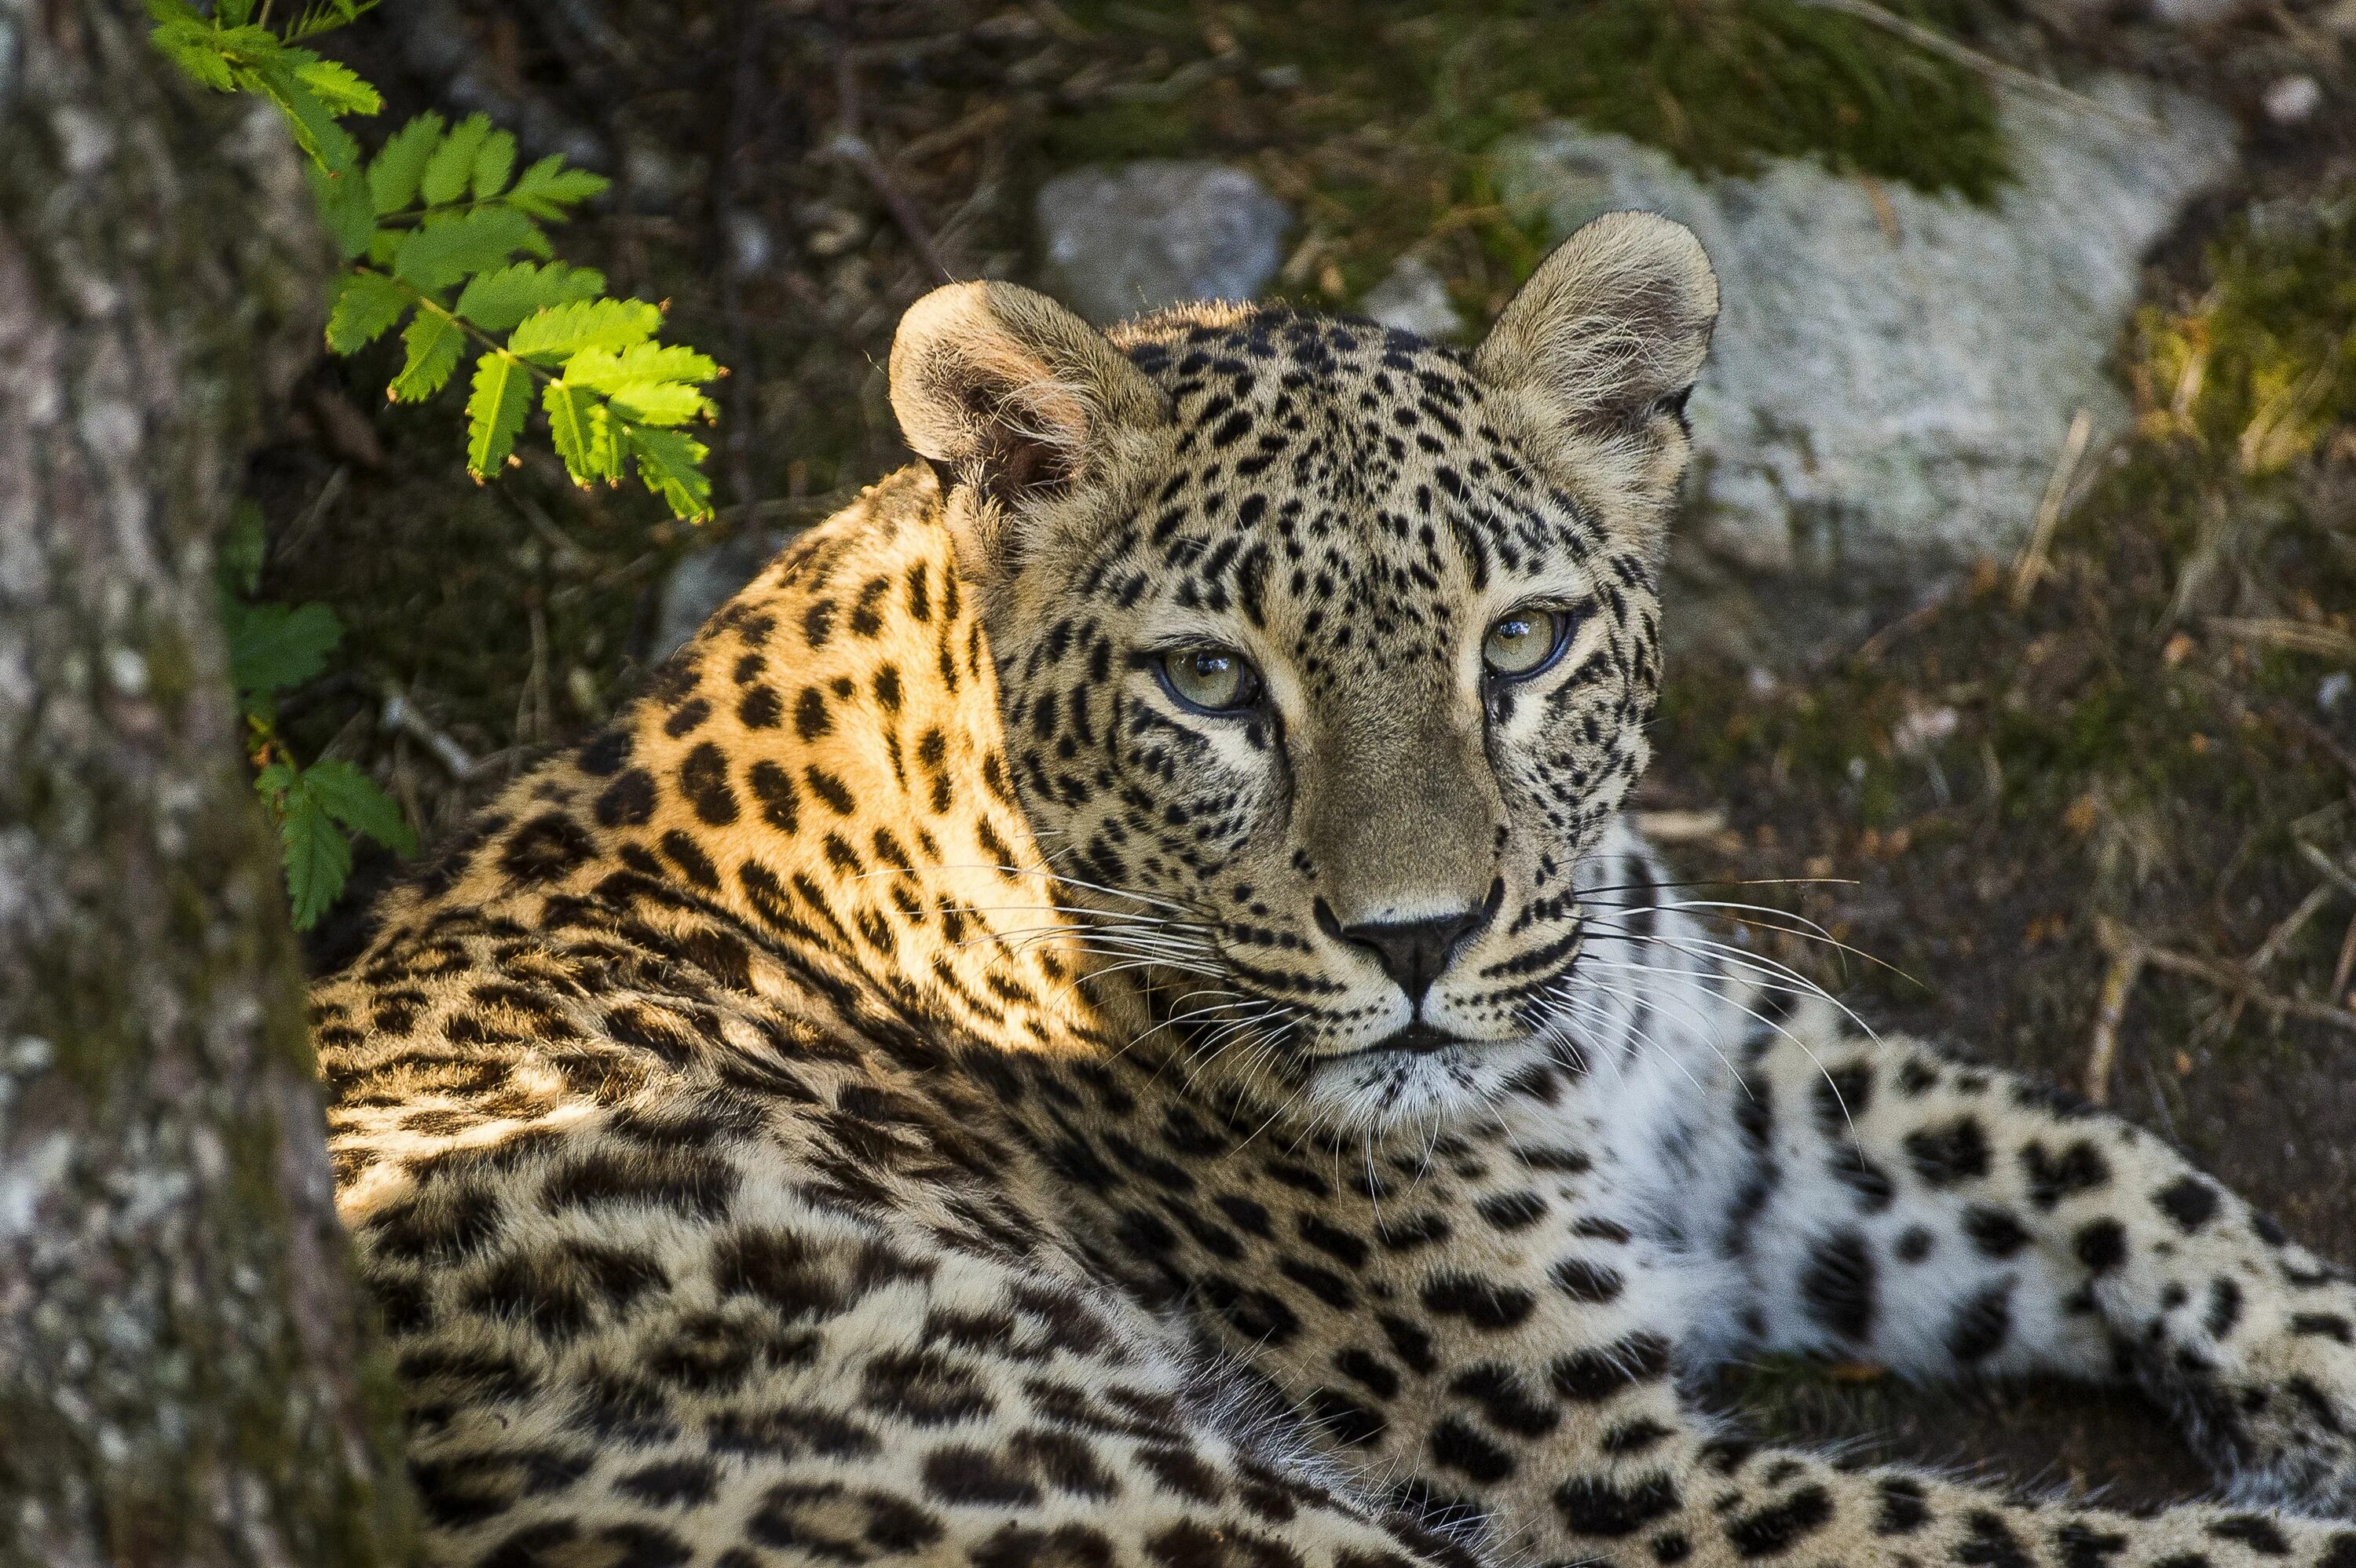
<box><xmin>293</xmin><ymin>56</ymin><xmax>380</xmax><ymax>116</ymax></box>
<box><xmin>148</xmin><ymin>15</ymin><xmax>236</xmax><ymax>90</ymax></box>
<box><xmin>324</xmin><ymin>269</ymin><xmax>408</xmax><ymax>353</ymax></box>
<box><xmin>218</xmin><ymin>502</ymin><xmax>268</xmax><ymax>596</ymax></box>
<box><xmin>317</xmin><ymin>119</ymin><xmax>363</xmax><ymax>178</ymax></box>
<box><xmin>148</xmin><ymin>13</ymin><xmax>284</xmax><ymax>75</ymax></box>
<box><xmin>543</xmin><ymin>382</ymin><xmax>614</xmax><ymax>486</ymax></box>
<box><xmin>368</xmin><ymin>111</ymin><xmax>444</xmax><ymax>214</ymax></box>
<box><xmin>453</xmin><ymin>260</ymin><xmax>605</xmax><ymax>334</ymax></box>
<box><xmin>464</xmin><ymin>351</ymin><xmax>531</xmax><ymax>478</ymax></box>
<box><xmin>507</xmin><ymin>297</ymin><xmax>659</xmax><ymax>364</ymax></box>
<box><xmin>389</xmin><ymin>310</ymin><xmax>464</xmax><ymax>401</ymax></box>
<box><xmin>218</xmin><ymin>0</ymin><xmax>257</xmax><ymax>24</ymax></box>
<box><xmin>210</xmin><ymin>21</ymin><xmax>284</xmax><ymax>53</ymax></box>
<box><xmin>390</xmin><ymin>204</ymin><xmax>542</xmax><ymax>291</ymax></box>
<box><xmin>225</xmin><ymin>599</ymin><xmax>342</xmax><ymax>697</ymax></box>
<box><xmin>309</xmin><ymin>163</ymin><xmax>378</xmax><ymax>258</ymax></box>
<box><xmin>605</xmin><ymin>379</ymin><xmax>715</xmax><ymax>427</ymax></box>
<box><xmin>626</xmin><ymin>426</ymin><xmax>714</xmax><ymax>521</ymax></box>
<box><xmin>287</xmin><ymin>0</ymin><xmax>377</xmax><ymax>41</ymax></box>
<box><xmin>506</xmin><ymin>155</ymin><xmax>610</xmax><ymax>219</ymax></box>
<box><xmin>471</xmin><ymin>129</ymin><xmax>518</xmax><ymax>200</ymax></box>
<box><xmin>151</xmin><ymin>15</ymin><xmax>287</xmax><ymax>90</ymax></box>
<box><xmin>243</xmin><ymin>56</ymin><xmax>360</xmax><ymax>175</ymax></box>
<box><xmin>590</xmin><ymin>403</ymin><xmax>628</xmax><ymax>484</ymax></box>
<box><xmin>276</xmin><ymin>781</ymin><xmax>352</xmax><ymax>930</ymax></box>
<box><xmin>419</xmin><ymin>112</ymin><xmax>492</xmax><ymax>207</ymax></box>
<box><xmin>561</xmin><ymin>341</ymin><xmax>720</xmax><ymax>395</ymax></box>
<box><xmin>253</xmin><ymin>761</ymin><xmax>299</xmax><ymax>806</ymax></box>
<box><xmin>303</xmin><ymin>759</ymin><xmax>418</xmax><ymax>857</ymax></box>
<box><xmin>158</xmin><ymin>41</ymin><xmax>237</xmax><ymax>93</ymax></box>
<box><xmin>556</xmin><ymin>338</ymin><xmax>720</xmax><ymax>427</ymax></box>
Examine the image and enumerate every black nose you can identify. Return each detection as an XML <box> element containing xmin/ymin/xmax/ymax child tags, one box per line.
<box><xmin>1323</xmin><ymin>901</ymin><xmax>1491</xmax><ymax>1005</ymax></box>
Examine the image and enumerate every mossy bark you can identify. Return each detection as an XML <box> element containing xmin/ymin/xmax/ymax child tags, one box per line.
<box><xmin>0</xmin><ymin>5</ymin><xmax>415</xmax><ymax>1566</ymax></box>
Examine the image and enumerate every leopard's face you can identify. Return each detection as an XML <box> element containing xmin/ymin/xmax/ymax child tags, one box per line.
<box><xmin>990</xmin><ymin>320</ymin><xmax>1664</xmax><ymax>1124</ymax></box>
<box><xmin>891</xmin><ymin>214</ymin><xmax>1718</xmax><ymax>1129</ymax></box>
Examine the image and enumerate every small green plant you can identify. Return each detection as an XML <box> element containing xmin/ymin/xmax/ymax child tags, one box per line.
<box><xmin>2133</xmin><ymin>196</ymin><xmax>2356</xmax><ymax>477</ymax></box>
<box><xmin>148</xmin><ymin>0</ymin><xmax>723</xmax><ymax>518</ymax></box>
<box><xmin>150</xmin><ymin>0</ymin><xmax>731</xmax><ymax>927</ymax></box>
<box><xmin>218</xmin><ymin>507</ymin><xmax>416</xmax><ymax>930</ymax></box>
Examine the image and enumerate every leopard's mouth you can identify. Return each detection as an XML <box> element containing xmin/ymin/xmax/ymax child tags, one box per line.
<box><xmin>1308</xmin><ymin>1023</ymin><xmax>1482</xmax><ymax>1065</ymax></box>
<box><xmin>1370</xmin><ymin>1022</ymin><xmax>1476</xmax><ymax>1055</ymax></box>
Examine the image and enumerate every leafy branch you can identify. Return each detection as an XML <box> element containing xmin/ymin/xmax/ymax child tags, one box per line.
<box><xmin>148</xmin><ymin>0</ymin><xmax>382</xmax><ymax>174</ymax></box>
<box><xmin>152</xmin><ymin>0</ymin><xmax>731</xmax><ymax>927</ymax></box>
<box><xmin>148</xmin><ymin>1</ymin><xmax>723</xmax><ymax>519</ymax></box>
<box><xmin>218</xmin><ymin>507</ymin><xmax>416</xmax><ymax>930</ymax></box>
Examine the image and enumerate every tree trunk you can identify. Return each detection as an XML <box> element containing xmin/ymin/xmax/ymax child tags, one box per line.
<box><xmin>0</xmin><ymin>5</ymin><xmax>415</xmax><ymax>1566</ymax></box>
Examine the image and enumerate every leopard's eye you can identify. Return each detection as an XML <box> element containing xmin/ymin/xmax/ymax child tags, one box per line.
<box><xmin>1483</xmin><ymin>609</ymin><xmax>1565</xmax><ymax>678</ymax></box>
<box><xmin>1158</xmin><ymin>647</ymin><xmax>1261</xmax><ymax>713</ymax></box>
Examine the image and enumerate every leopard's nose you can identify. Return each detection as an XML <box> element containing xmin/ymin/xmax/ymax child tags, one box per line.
<box><xmin>1319</xmin><ymin>890</ymin><xmax>1497</xmax><ymax>1005</ymax></box>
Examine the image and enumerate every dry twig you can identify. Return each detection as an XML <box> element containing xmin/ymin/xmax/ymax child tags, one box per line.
<box><xmin>2207</xmin><ymin>616</ymin><xmax>2356</xmax><ymax>663</ymax></box>
<box><xmin>521</xmin><ymin>595</ymin><xmax>554</xmax><ymax>746</ymax></box>
<box><xmin>2095</xmin><ymin>913</ymin><xmax>2356</xmax><ymax>1042</ymax></box>
<box><xmin>1851</xmin><ymin>579</ymin><xmax>1958</xmax><ymax>665</ymax></box>
<box><xmin>381</xmin><ymin>686</ymin><xmax>480</xmax><ymax>780</ymax></box>
<box><xmin>2011</xmin><ymin>408</ymin><xmax>2094</xmax><ymax>609</ymax></box>
<box><xmin>506</xmin><ymin>490</ymin><xmax>593</xmax><ymax>576</ymax></box>
<box><xmin>2085</xmin><ymin>919</ymin><xmax>2146</xmax><ymax>1105</ymax></box>
<box><xmin>2249</xmin><ymin>882</ymin><xmax>2339</xmax><ymax>973</ymax></box>
<box><xmin>2333</xmin><ymin>912</ymin><xmax>2356</xmax><ymax>1010</ymax></box>
<box><xmin>1632</xmin><ymin>808</ymin><xmax>1729</xmax><ymax>843</ymax></box>
<box><xmin>2298</xmin><ymin>840</ymin><xmax>2356</xmax><ymax>901</ymax></box>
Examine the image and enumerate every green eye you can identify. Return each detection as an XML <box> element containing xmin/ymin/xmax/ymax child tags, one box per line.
<box><xmin>1158</xmin><ymin>647</ymin><xmax>1261</xmax><ymax>712</ymax></box>
<box><xmin>1483</xmin><ymin>609</ymin><xmax>1564</xmax><ymax>678</ymax></box>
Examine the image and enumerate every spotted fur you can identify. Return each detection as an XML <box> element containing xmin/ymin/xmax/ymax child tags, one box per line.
<box><xmin>317</xmin><ymin>214</ymin><xmax>2356</xmax><ymax>1568</ymax></box>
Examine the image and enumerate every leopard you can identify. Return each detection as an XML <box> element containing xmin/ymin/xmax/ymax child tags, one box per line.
<box><xmin>314</xmin><ymin>211</ymin><xmax>2356</xmax><ymax>1568</ymax></box>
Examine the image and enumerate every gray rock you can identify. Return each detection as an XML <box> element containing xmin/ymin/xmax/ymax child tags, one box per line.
<box><xmin>1359</xmin><ymin>254</ymin><xmax>1465</xmax><ymax>341</ymax></box>
<box><xmin>1037</xmin><ymin>162</ymin><xmax>1292</xmax><ymax>324</ymax></box>
<box><xmin>1494</xmin><ymin>77</ymin><xmax>2235</xmax><ymax>601</ymax></box>
<box><xmin>2263</xmin><ymin>75</ymin><xmax>2323</xmax><ymax>126</ymax></box>
<box><xmin>2148</xmin><ymin>0</ymin><xmax>2252</xmax><ymax>25</ymax></box>
<box><xmin>651</xmin><ymin>529</ymin><xmax>784</xmax><ymax>662</ymax></box>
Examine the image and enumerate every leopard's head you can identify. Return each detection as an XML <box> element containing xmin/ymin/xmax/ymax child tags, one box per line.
<box><xmin>890</xmin><ymin>214</ymin><xmax>1718</xmax><ymax>1128</ymax></box>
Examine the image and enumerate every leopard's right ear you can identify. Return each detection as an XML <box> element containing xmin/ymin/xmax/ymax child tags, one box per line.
<box><xmin>889</xmin><ymin>281</ymin><xmax>1168</xmax><ymax>579</ymax></box>
<box><xmin>1473</xmin><ymin>212</ymin><xmax>1717</xmax><ymax>528</ymax></box>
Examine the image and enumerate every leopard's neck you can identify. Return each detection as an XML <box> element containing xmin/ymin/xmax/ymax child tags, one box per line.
<box><xmin>361</xmin><ymin>468</ymin><xmax>1148</xmax><ymax>1063</ymax></box>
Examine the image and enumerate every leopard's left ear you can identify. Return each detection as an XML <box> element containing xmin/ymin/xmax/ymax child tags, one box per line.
<box><xmin>1473</xmin><ymin>211</ymin><xmax>1718</xmax><ymax>513</ymax></box>
<box><xmin>891</xmin><ymin>280</ymin><xmax>1169</xmax><ymax>581</ymax></box>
